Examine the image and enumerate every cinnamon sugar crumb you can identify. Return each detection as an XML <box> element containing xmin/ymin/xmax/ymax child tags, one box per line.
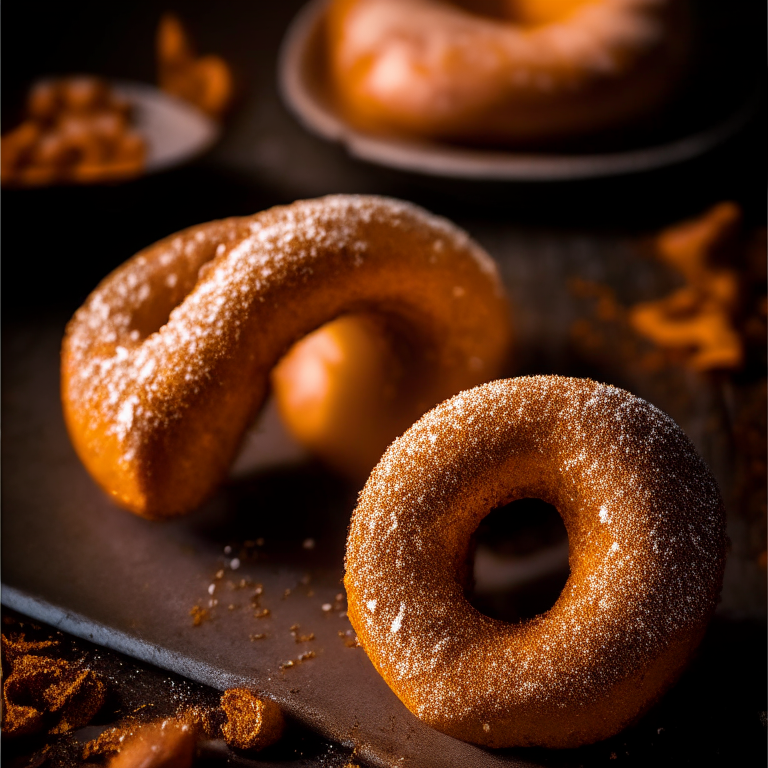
<box><xmin>290</xmin><ymin>625</ymin><xmax>315</xmax><ymax>643</ymax></box>
<box><xmin>629</xmin><ymin>203</ymin><xmax>744</xmax><ymax>371</ymax></box>
<box><xmin>220</xmin><ymin>688</ymin><xmax>284</xmax><ymax>751</ymax></box>
<box><xmin>189</xmin><ymin>605</ymin><xmax>209</xmax><ymax>626</ymax></box>
<box><xmin>339</xmin><ymin>630</ymin><xmax>360</xmax><ymax>648</ymax></box>
<box><xmin>1</xmin><ymin>622</ymin><xmax>106</xmax><ymax>738</ymax></box>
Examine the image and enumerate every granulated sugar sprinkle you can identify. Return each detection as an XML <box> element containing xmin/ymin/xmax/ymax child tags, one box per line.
<box><xmin>345</xmin><ymin>376</ymin><xmax>726</xmax><ymax>748</ymax></box>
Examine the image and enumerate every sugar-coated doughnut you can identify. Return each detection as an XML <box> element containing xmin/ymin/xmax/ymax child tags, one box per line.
<box><xmin>61</xmin><ymin>195</ymin><xmax>511</xmax><ymax>518</ymax></box>
<box><xmin>326</xmin><ymin>0</ymin><xmax>690</xmax><ymax>145</ymax></box>
<box><xmin>345</xmin><ymin>376</ymin><xmax>726</xmax><ymax>748</ymax></box>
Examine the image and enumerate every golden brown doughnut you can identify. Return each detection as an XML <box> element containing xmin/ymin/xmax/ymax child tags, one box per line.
<box><xmin>345</xmin><ymin>376</ymin><xmax>726</xmax><ymax>748</ymax></box>
<box><xmin>61</xmin><ymin>195</ymin><xmax>511</xmax><ymax>518</ymax></box>
<box><xmin>326</xmin><ymin>0</ymin><xmax>691</xmax><ymax>145</ymax></box>
<box><xmin>272</xmin><ymin>313</ymin><xmax>440</xmax><ymax>479</ymax></box>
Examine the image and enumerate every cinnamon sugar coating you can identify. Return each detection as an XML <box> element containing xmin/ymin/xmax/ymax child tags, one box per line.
<box><xmin>345</xmin><ymin>376</ymin><xmax>726</xmax><ymax>748</ymax></box>
<box><xmin>61</xmin><ymin>195</ymin><xmax>510</xmax><ymax>517</ymax></box>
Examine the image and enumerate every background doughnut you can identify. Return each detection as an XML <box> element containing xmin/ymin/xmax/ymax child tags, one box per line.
<box><xmin>345</xmin><ymin>376</ymin><xmax>726</xmax><ymax>748</ymax></box>
<box><xmin>327</xmin><ymin>0</ymin><xmax>691</xmax><ymax>145</ymax></box>
<box><xmin>61</xmin><ymin>194</ymin><xmax>511</xmax><ymax>518</ymax></box>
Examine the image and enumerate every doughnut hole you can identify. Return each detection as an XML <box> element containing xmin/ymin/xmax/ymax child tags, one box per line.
<box><xmin>470</xmin><ymin>498</ymin><xmax>570</xmax><ymax>623</ymax></box>
<box><xmin>271</xmin><ymin>314</ymin><xmax>433</xmax><ymax>481</ymax></box>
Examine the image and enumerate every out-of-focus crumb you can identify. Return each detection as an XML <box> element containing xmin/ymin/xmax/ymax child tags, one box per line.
<box><xmin>189</xmin><ymin>605</ymin><xmax>209</xmax><ymax>627</ymax></box>
<box><xmin>157</xmin><ymin>13</ymin><xmax>233</xmax><ymax>118</ymax></box>
<box><xmin>105</xmin><ymin>719</ymin><xmax>196</xmax><ymax>768</ymax></box>
<box><xmin>1</xmin><ymin>77</ymin><xmax>146</xmax><ymax>188</ymax></box>
<box><xmin>629</xmin><ymin>203</ymin><xmax>745</xmax><ymax>372</ymax></box>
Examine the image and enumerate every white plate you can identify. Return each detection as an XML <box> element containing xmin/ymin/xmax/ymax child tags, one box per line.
<box><xmin>115</xmin><ymin>81</ymin><xmax>220</xmax><ymax>173</ymax></box>
<box><xmin>279</xmin><ymin>0</ymin><xmax>757</xmax><ymax>182</ymax></box>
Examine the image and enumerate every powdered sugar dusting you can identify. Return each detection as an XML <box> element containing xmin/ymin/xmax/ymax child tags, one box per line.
<box><xmin>61</xmin><ymin>194</ymin><xmax>510</xmax><ymax>515</ymax></box>
<box><xmin>390</xmin><ymin>603</ymin><xmax>405</xmax><ymax>633</ymax></box>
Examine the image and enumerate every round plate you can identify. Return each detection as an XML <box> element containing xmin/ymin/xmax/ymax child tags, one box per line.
<box><xmin>279</xmin><ymin>0</ymin><xmax>758</xmax><ymax>181</ymax></box>
<box><xmin>115</xmin><ymin>81</ymin><xmax>220</xmax><ymax>173</ymax></box>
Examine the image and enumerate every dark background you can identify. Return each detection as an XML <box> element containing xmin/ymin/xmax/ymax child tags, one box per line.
<box><xmin>1</xmin><ymin>1</ymin><xmax>766</xmax><ymax>766</ymax></box>
<box><xmin>2</xmin><ymin>0</ymin><xmax>766</xmax><ymax>323</ymax></box>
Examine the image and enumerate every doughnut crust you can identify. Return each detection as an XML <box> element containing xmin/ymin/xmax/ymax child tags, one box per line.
<box><xmin>327</xmin><ymin>0</ymin><xmax>691</xmax><ymax>145</ymax></box>
<box><xmin>345</xmin><ymin>376</ymin><xmax>726</xmax><ymax>748</ymax></box>
<box><xmin>61</xmin><ymin>195</ymin><xmax>510</xmax><ymax>518</ymax></box>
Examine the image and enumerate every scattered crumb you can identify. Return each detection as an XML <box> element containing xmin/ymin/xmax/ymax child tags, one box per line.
<box><xmin>280</xmin><ymin>649</ymin><xmax>317</xmax><ymax>671</ymax></box>
<box><xmin>290</xmin><ymin>625</ymin><xmax>315</xmax><ymax>643</ymax></box>
<box><xmin>189</xmin><ymin>606</ymin><xmax>209</xmax><ymax>627</ymax></box>
<box><xmin>105</xmin><ymin>719</ymin><xmax>195</xmax><ymax>768</ymax></box>
<box><xmin>157</xmin><ymin>12</ymin><xmax>234</xmax><ymax>119</ymax></box>
<box><xmin>220</xmin><ymin>689</ymin><xmax>285</xmax><ymax>752</ymax></box>
<box><xmin>568</xmin><ymin>203</ymin><xmax>763</xmax><ymax>374</ymax></box>
<box><xmin>1</xmin><ymin>624</ymin><xmax>106</xmax><ymax>738</ymax></box>
<box><xmin>630</xmin><ymin>203</ymin><xmax>745</xmax><ymax>371</ymax></box>
<box><xmin>338</xmin><ymin>630</ymin><xmax>360</xmax><ymax>648</ymax></box>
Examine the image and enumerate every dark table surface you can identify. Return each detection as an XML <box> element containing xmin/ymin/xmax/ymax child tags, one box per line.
<box><xmin>2</xmin><ymin>1</ymin><xmax>766</xmax><ymax>766</ymax></box>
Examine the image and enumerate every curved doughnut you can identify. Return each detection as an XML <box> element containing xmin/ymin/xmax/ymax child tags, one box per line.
<box><xmin>345</xmin><ymin>376</ymin><xmax>726</xmax><ymax>748</ymax></box>
<box><xmin>61</xmin><ymin>195</ymin><xmax>511</xmax><ymax>518</ymax></box>
<box><xmin>327</xmin><ymin>0</ymin><xmax>691</xmax><ymax>145</ymax></box>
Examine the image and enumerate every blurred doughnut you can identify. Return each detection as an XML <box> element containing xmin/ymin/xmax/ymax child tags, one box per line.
<box><xmin>326</xmin><ymin>0</ymin><xmax>691</xmax><ymax>145</ymax></box>
<box><xmin>272</xmin><ymin>314</ymin><xmax>433</xmax><ymax>479</ymax></box>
